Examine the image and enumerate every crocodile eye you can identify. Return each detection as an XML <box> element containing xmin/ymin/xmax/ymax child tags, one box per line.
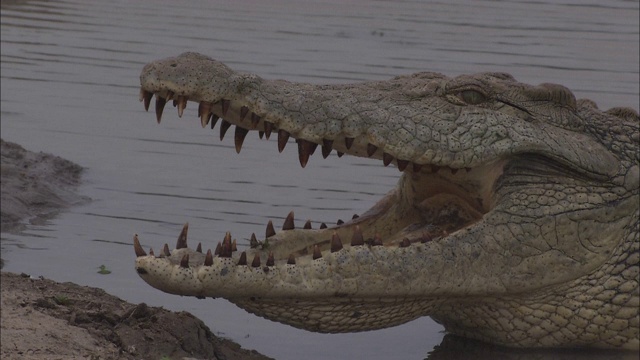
<box><xmin>170</xmin><ymin>63</ymin><xmax>177</xmax><ymax>68</ymax></box>
<box><xmin>460</xmin><ymin>90</ymin><xmax>487</xmax><ymax>105</ymax></box>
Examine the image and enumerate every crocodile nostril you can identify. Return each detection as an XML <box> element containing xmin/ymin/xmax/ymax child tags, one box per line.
<box><xmin>136</xmin><ymin>267</ymin><xmax>148</xmax><ymax>275</ymax></box>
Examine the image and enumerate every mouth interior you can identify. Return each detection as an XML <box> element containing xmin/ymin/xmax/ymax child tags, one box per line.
<box><xmin>251</xmin><ymin>160</ymin><xmax>503</xmax><ymax>261</ymax></box>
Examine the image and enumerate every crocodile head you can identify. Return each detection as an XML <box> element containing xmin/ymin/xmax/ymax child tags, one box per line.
<box><xmin>134</xmin><ymin>52</ymin><xmax>639</xmax><ymax>348</ymax></box>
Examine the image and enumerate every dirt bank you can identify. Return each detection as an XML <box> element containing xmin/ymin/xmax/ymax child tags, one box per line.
<box><xmin>0</xmin><ymin>272</ymin><xmax>271</xmax><ymax>360</ymax></box>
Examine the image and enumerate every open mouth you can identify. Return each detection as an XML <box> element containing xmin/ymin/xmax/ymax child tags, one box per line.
<box><xmin>135</xmin><ymin>90</ymin><xmax>504</xmax><ymax>264</ymax></box>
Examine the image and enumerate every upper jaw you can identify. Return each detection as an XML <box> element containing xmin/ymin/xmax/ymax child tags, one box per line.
<box><xmin>139</xmin><ymin>52</ymin><xmax>621</xmax><ymax>181</ymax></box>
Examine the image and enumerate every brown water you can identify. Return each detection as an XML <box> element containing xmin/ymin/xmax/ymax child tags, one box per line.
<box><xmin>1</xmin><ymin>0</ymin><xmax>638</xmax><ymax>359</ymax></box>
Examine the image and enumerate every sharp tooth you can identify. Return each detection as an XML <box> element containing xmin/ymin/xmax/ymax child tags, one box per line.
<box><xmin>196</xmin><ymin>242</ymin><xmax>202</xmax><ymax>253</ymax></box>
<box><xmin>214</xmin><ymin>242</ymin><xmax>222</xmax><ymax>256</ymax></box>
<box><xmin>431</xmin><ymin>165</ymin><xmax>441</xmax><ymax>173</ymax></box>
<box><xmin>238</xmin><ymin>252</ymin><xmax>248</xmax><ymax>266</ymax></box>
<box><xmin>336</xmin><ymin>151</ymin><xmax>344</xmax><ymax>158</ymax></box>
<box><xmin>312</xmin><ymin>245</ymin><xmax>322</xmax><ymax>260</ymax></box>
<box><xmin>352</xmin><ymin>214</ymin><xmax>359</xmax><ymax>219</ymax></box>
<box><xmin>344</xmin><ymin>137</ymin><xmax>354</xmax><ymax>150</ymax></box>
<box><xmin>287</xmin><ymin>254</ymin><xmax>296</xmax><ymax>265</ymax></box>
<box><xmin>219</xmin><ymin>120</ymin><xmax>232</xmax><ymax>140</ymax></box>
<box><xmin>330</xmin><ymin>232</ymin><xmax>343</xmax><ymax>252</ymax></box>
<box><xmin>140</xmin><ymin>89</ymin><xmax>153</xmax><ymax>111</ymax></box>
<box><xmin>199</xmin><ymin>102</ymin><xmax>212</xmax><ymax>128</ymax></box>
<box><xmin>221</xmin><ymin>232</ymin><xmax>233</xmax><ymax>258</ymax></box>
<box><xmin>336</xmin><ymin>219</ymin><xmax>344</xmax><ymax>225</ymax></box>
<box><xmin>351</xmin><ymin>225</ymin><xmax>364</xmax><ymax>246</ymax></box>
<box><xmin>176</xmin><ymin>96</ymin><xmax>187</xmax><ymax>118</ymax></box>
<box><xmin>133</xmin><ymin>235</ymin><xmax>147</xmax><ymax>257</ymax></box>
<box><xmin>303</xmin><ymin>220</ymin><xmax>312</xmax><ymax>230</ymax></box>
<box><xmin>267</xmin><ymin>252</ymin><xmax>275</xmax><ymax>266</ymax></box>
<box><xmin>210</xmin><ymin>114</ymin><xmax>220</xmax><ymax>129</ymax></box>
<box><xmin>320</xmin><ymin>223</ymin><xmax>327</xmax><ymax>229</ymax></box>
<box><xmin>282</xmin><ymin>211</ymin><xmax>295</xmax><ymax>230</ymax></box>
<box><xmin>251</xmin><ymin>253</ymin><xmax>261</xmax><ymax>268</ymax></box>
<box><xmin>250</xmin><ymin>233</ymin><xmax>259</xmax><ymax>248</ymax></box>
<box><xmin>297</xmin><ymin>139</ymin><xmax>317</xmax><ymax>168</ymax></box>
<box><xmin>372</xmin><ymin>234</ymin><xmax>383</xmax><ymax>246</ymax></box>
<box><xmin>366</xmin><ymin>143</ymin><xmax>378</xmax><ymax>157</ymax></box>
<box><xmin>451</xmin><ymin>168</ymin><xmax>458</xmax><ymax>175</ymax></box>
<box><xmin>166</xmin><ymin>91</ymin><xmax>174</xmax><ymax>101</ymax></box>
<box><xmin>278</xmin><ymin>129</ymin><xmax>290</xmax><ymax>153</ymax></box>
<box><xmin>397</xmin><ymin>159</ymin><xmax>409</xmax><ymax>171</ymax></box>
<box><xmin>176</xmin><ymin>223</ymin><xmax>189</xmax><ymax>249</ymax></box>
<box><xmin>235</xmin><ymin>126</ymin><xmax>249</xmax><ymax>153</ymax></box>
<box><xmin>264</xmin><ymin>121</ymin><xmax>273</xmax><ymax>140</ymax></box>
<box><xmin>162</xmin><ymin>244</ymin><xmax>170</xmax><ymax>257</ymax></box>
<box><xmin>200</xmin><ymin>115</ymin><xmax>210</xmax><ymax>128</ymax></box>
<box><xmin>400</xmin><ymin>238</ymin><xmax>411</xmax><ymax>247</ymax></box>
<box><xmin>266</xmin><ymin>220</ymin><xmax>276</xmax><ymax>238</ymax></box>
<box><xmin>321</xmin><ymin>139</ymin><xmax>333</xmax><ymax>158</ymax></box>
<box><xmin>221</xmin><ymin>99</ymin><xmax>231</xmax><ymax>116</ymax></box>
<box><xmin>204</xmin><ymin>249</ymin><xmax>213</xmax><ymax>266</ymax></box>
<box><xmin>383</xmin><ymin>152</ymin><xmax>394</xmax><ymax>166</ymax></box>
<box><xmin>308</xmin><ymin>141</ymin><xmax>318</xmax><ymax>155</ymax></box>
<box><xmin>155</xmin><ymin>96</ymin><xmax>167</xmax><ymax>123</ymax></box>
<box><xmin>258</xmin><ymin>131</ymin><xmax>264</xmax><ymax>139</ymax></box>
<box><xmin>180</xmin><ymin>254</ymin><xmax>190</xmax><ymax>268</ymax></box>
<box><xmin>413</xmin><ymin>163</ymin><xmax>423</xmax><ymax>172</ymax></box>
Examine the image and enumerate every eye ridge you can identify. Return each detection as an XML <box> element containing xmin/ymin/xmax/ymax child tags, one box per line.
<box><xmin>459</xmin><ymin>89</ymin><xmax>487</xmax><ymax>105</ymax></box>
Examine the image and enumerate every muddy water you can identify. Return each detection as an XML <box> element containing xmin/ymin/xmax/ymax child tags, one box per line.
<box><xmin>1</xmin><ymin>0</ymin><xmax>637</xmax><ymax>359</ymax></box>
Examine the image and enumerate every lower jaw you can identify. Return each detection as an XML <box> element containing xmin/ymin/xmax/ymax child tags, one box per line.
<box><xmin>260</xmin><ymin>188</ymin><xmax>484</xmax><ymax>261</ymax></box>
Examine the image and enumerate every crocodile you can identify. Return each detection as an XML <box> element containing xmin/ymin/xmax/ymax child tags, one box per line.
<box><xmin>133</xmin><ymin>52</ymin><xmax>639</xmax><ymax>349</ymax></box>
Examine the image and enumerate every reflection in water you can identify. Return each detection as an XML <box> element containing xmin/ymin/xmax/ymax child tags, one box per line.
<box><xmin>1</xmin><ymin>0</ymin><xmax>638</xmax><ymax>359</ymax></box>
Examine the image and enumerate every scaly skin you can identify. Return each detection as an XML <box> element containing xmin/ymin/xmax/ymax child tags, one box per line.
<box><xmin>134</xmin><ymin>52</ymin><xmax>639</xmax><ymax>349</ymax></box>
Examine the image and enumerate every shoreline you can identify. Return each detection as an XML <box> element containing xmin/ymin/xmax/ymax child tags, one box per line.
<box><xmin>0</xmin><ymin>139</ymin><xmax>271</xmax><ymax>359</ymax></box>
